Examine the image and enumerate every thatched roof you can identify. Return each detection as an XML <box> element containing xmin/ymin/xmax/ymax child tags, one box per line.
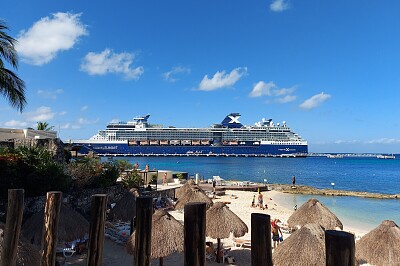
<box><xmin>109</xmin><ymin>188</ymin><xmax>140</xmax><ymax>221</ymax></box>
<box><xmin>273</xmin><ymin>223</ymin><xmax>325</xmax><ymax>266</ymax></box>
<box><xmin>206</xmin><ymin>202</ymin><xmax>248</xmax><ymax>239</ymax></box>
<box><xmin>356</xmin><ymin>220</ymin><xmax>400</xmax><ymax>266</ymax></box>
<box><xmin>22</xmin><ymin>204</ymin><xmax>89</xmax><ymax>245</ymax></box>
<box><xmin>176</xmin><ymin>180</ymin><xmax>197</xmax><ymax>199</ymax></box>
<box><xmin>126</xmin><ymin>210</ymin><xmax>184</xmax><ymax>258</ymax></box>
<box><xmin>174</xmin><ymin>186</ymin><xmax>213</xmax><ymax>210</ymax></box>
<box><xmin>287</xmin><ymin>198</ymin><xmax>343</xmax><ymax>230</ymax></box>
<box><xmin>0</xmin><ymin>223</ymin><xmax>41</xmax><ymax>266</ymax></box>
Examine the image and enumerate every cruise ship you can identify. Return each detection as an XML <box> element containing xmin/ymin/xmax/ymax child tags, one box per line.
<box><xmin>71</xmin><ymin>113</ymin><xmax>308</xmax><ymax>157</ymax></box>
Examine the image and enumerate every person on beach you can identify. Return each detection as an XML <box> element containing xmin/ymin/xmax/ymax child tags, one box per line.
<box><xmin>258</xmin><ymin>192</ymin><xmax>264</xmax><ymax>210</ymax></box>
<box><xmin>145</xmin><ymin>164</ymin><xmax>149</xmax><ymax>171</ymax></box>
<box><xmin>271</xmin><ymin>218</ymin><xmax>283</xmax><ymax>248</ymax></box>
<box><xmin>251</xmin><ymin>195</ymin><xmax>256</xmax><ymax>207</ymax></box>
<box><xmin>212</xmin><ymin>179</ymin><xmax>217</xmax><ymax>199</ymax></box>
<box><xmin>163</xmin><ymin>172</ymin><xmax>168</xmax><ymax>186</ymax></box>
<box><xmin>292</xmin><ymin>175</ymin><xmax>296</xmax><ymax>187</ymax></box>
<box><xmin>133</xmin><ymin>162</ymin><xmax>139</xmax><ymax>170</ymax></box>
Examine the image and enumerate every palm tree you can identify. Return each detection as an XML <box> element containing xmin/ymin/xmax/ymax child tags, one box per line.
<box><xmin>0</xmin><ymin>20</ymin><xmax>26</xmax><ymax>112</ymax></box>
<box><xmin>36</xmin><ymin>121</ymin><xmax>54</xmax><ymax>131</ymax></box>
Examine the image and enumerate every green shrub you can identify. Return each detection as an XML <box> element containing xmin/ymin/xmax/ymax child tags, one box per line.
<box><xmin>121</xmin><ymin>169</ymin><xmax>142</xmax><ymax>188</ymax></box>
<box><xmin>0</xmin><ymin>146</ymin><xmax>71</xmax><ymax>198</ymax></box>
<box><xmin>67</xmin><ymin>158</ymin><xmax>119</xmax><ymax>189</ymax></box>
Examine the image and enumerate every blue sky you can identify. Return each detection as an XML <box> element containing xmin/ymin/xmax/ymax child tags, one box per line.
<box><xmin>1</xmin><ymin>0</ymin><xmax>400</xmax><ymax>153</ymax></box>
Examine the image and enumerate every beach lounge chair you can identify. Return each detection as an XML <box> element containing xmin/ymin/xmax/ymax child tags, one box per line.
<box><xmin>221</xmin><ymin>248</ymin><xmax>232</xmax><ymax>263</ymax></box>
<box><xmin>205</xmin><ymin>242</ymin><xmax>216</xmax><ymax>261</ymax></box>
<box><xmin>233</xmin><ymin>238</ymin><xmax>251</xmax><ymax>248</ymax></box>
<box><xmin>63</xmin><ymin>245</ymin><xmax>76</xmax><ymax>257</ymax></box>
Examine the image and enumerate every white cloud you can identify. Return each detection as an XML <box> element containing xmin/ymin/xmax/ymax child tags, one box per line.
<box><xmin>163</xmin><ymin>66</ymin><xmax>191</xmax><ymax>82</ymax></box>
<box><xmin>276</xmin><ymin>95</ymin><xmax>297</xmax><ymax>103</ymax></box>
<box><xmin>270</xmin><ymin>0</ymin><xmax>290</xmax><ymax>12</ymax></box>
<box><xmin>24</xmin><ymin>106</ymin><xmax>55</xmax><ymax>122</ymax></box>
<box><xmin>274</xmin><ymin>87</ymin><xmax>296</xmax><ymax>96</ymax></box>
<box><xmin>81</xmin><ymin>105</ymin><xmax>89</xmax><ymax>111</ymax></box>
<box><xmin>249</xmin><ymin>81</ymin><xmax>275</xmax><ymax>97</ymax></box>
<box><xmin>250</xmin><ymin>81</ymin><xmax>296</xmax><ymax>104</ymax></box>
<box><xmin>61</xmin><ymin>123</ymin><xmax>80</xmax><ymax>129</ymax></box>
<box><xmin>110</xmin><ymin>119</ymin><xmax>120</xmax><ymax>123</ymax></box>
<box><xmin>17</xmin><ymin>12</ymin><xmax>88</xmax><ymax>65</ymax></box>
<box><xmin>334</xmin><ymin>140</ymin><xmax>361</xmax><ymax>144</ymax></box>
<box><xmin>78</xmin><ymin>117</ymin><xmax>99</xmax><ymax>125</ymax></box>
<box><xmin>366</xmin><ymin>138</ymin><xmax>400</xmax><ymax>144</ymax></box>
<box><xmin>37</xmin><ymin>89</ymin><xmax>63</xmax><ymax>99</ymax></box>
<box><xmin>198</xmin><ymin>67</ymin><xmax>247</xmax><ymax>91</ymax></box>
<box><xmin>81</xmin><ymin>49</ymin><xmax>144</xmax><ymax>80</ymax></box>
<box><xmin>59</xmin><ymin>111</ymin><xmax>67</xmax><ymax>116</ymax></box>
<box><xmin>3</xmin><ymin>120</ymin><xmax>28</xmax><ymax>128</ymax></box>
<box><xmin>299</xmin><ymin>92</ymin><xmax>331</xmax><ymax>109</ymax></box>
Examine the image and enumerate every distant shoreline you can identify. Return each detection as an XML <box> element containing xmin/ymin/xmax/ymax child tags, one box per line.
<box><xmin>268</xmin><ymin>184</ymin><xmax>399</xmax><ymax>200</ymax></box>
<box><xmin>200</xmin><ymin>180</ymin><xmax>400</xmax><ymax>200</ymax></box>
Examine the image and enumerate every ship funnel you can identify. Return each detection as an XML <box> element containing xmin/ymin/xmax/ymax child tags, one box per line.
<box><xmin>221</xmin><ymin>113</ymin><xmax>243</xmax><ymax>128</ymax></box>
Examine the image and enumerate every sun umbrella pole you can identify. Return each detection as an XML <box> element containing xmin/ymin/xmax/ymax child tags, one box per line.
<box><xmin>325</xmin><ymin>230</ymin><xmax>355</xmax><ymax>266</ymax></box>
<box><xmin>159</xmin><ymin>257</ymin><xmax>163</xmax><ymax>266</ymax></box>
<box><xmin>41</xmin><ymin>191</ymin><xmax>62</xmax><ymax>266</ymax></box>
<box><xmin>1</xmin><ymin>189</ymin><xmax>24</xmax><ymax>266</ymax></box>
<box><xmin>216</xmin><ymin>238</ymin><xmax>221</xmax><ymax>263</ymax></box>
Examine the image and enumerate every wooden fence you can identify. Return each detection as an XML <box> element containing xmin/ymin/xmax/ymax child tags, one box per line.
<box><xmin>1</xmin><ymin>189</ymin><xmax>356</xmax><ymax>266</ymax></box>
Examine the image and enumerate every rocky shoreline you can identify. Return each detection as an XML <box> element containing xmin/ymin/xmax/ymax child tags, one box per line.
<box><xmin>270</xmin><ymin>184</ymin><xmax>399</xmax><ymax>199</ymax></box>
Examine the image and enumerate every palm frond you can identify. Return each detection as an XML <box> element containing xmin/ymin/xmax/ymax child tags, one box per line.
<box><xmin>0</xmin><ymin>67</ymin><xmax>26</xmax><ymax>112</ymax></box>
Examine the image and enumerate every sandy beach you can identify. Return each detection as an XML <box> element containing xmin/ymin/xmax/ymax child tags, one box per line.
<box><xmin>62</xmin><ymin>188</ymin><xmax>370</xmax><ymax>265</ymax></box>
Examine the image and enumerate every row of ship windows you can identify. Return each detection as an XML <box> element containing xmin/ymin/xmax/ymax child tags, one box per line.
<box><xmin>108</xmin><ymin>133</ymin><xmax>292</xmax><ymax>138</ymax></box>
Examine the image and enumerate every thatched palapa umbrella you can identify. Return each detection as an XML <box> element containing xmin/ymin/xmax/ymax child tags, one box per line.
<box><xmin>356</xmin><ymin>220</ymin><xmax>400</xmax><ymax>266</ymax></box>
<box><xmin>126</xmin><ymin>210</ymin><xmax>184</xmax><ymax>266</ymax></box>
<box><xmin>109</xmin><ymin>188</ymin><xmax>140</xmax><ymax>222</ymax></box>
<box><xmin>175</xmin><ymin>179</ymin><xmax>197</xmax><ymax>199</ymax></box>
<box><xmin>206</xmin><ymin>202</ymin><xmax>248</xmax><ymax>263</ymax></box>
<box><xmin>174</xmin><ymin>186</ymin><xmax>213</xmax><ymax>210</ymax></box>
<box><xmin>0</xmin><ymin>223</ymin><xmax>41</xmax><ymax>266</ymax></box>
<box><xmin>273</xmin><ymin>223</ymin><xmax>325</xmax><ymax>266</ymax></box>
<box><xmin>22</xmin><ymin>204</ymin><xmax>89</xmax><ymax>246</ymax></box>
<box><xmin>287</xmin><ymin>198</ymin><xmax>343</xmax><ymax>230</ymax></box>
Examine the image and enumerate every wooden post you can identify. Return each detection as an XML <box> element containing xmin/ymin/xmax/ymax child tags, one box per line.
<box><xmin>41</xmin><ymin>191</ymin><xmax>62</xmax><ymax>266</ymax></box>
<box><xmin>325</xmin><ymin>230</ymin><xmax>355</xmax><ymax>266</ymax></box>
<box><xmin>251</xmin><ymin>213</ymin><xmax>273</xmax><ymax>266</ymax></box>
<box><xmin>86</xmin><ymin>194</ymin><xmax>108</xmax><ymax>266</ymax></box>
<box><xmin>216</xmin><ymin>238</ymin><xmax>222</xmax><ymax>263</ymax></box>
<box><xmin>134</xmin><ymin>196</ymin><xmax>153</xmax><ymax>266</ymax></box>
<box><xmin>184</xmin><ymin>202</ymin><xmax>206</xmax><ymax>266</ymax></box>
<box><xmin>1</xmin><ymin>189</ymin><xmax>24</xmax><ymax>266</ymax></box>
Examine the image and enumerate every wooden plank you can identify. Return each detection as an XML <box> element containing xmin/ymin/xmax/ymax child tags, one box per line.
<box><xmin>325</xmin><ymin>230</ymin><xmax>355</xmax><ymax>266</ymax></box>
<box><xmin>86</xmin><ymin>194</ymin><xmax>108</xmax><ymax>266</ymax></box>
<box><xmin>134</xmin><ymin>196</ymin><xmax>153</xmax><ymax>266</ymax></box>
<box><xmin>251</xmin><ymin>213</ymin><xmax>273</xmax><ymax>266</ymax></box>
<box><xmin>184</xmin><ymin>202</ymin><xmax>206</xmax><ymax>266</ymax></box>
<box><xmin>41</xmin><ymin>191</ymin><xmax>62</xmax><ymax>266</ymax></box>
<box><xmin>1</xmin><ymin>189</ymin><xmax>24</xmax><ymax>266</ymax></box>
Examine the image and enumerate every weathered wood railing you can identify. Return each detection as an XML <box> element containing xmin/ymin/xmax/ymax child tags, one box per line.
<box><xmin>0</xmin><ymin>191</ymin><xmax>313</xmax><ymax>266</ymax></box>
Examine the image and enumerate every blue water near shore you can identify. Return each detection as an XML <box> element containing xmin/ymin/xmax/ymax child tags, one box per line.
<box><xmin>108</xmin><ymin>156</ymin><xmax>400</xmax><ymax>228</ymax></box>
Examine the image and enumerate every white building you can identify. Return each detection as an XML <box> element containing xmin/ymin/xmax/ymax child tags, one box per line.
<box><xmin>0</xmin><ymin>128</ymin><xmax>57</xmax><ymax>141</ymax></box>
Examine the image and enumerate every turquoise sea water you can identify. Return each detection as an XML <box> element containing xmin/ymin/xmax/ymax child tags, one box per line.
<box><xmin>107</xmin><ymin>156</ymin><xmax>400</xmax><ymax>228</ymax></box>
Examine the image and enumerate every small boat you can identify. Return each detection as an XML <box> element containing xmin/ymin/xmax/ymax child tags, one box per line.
<box><xmin>327</xmin><ymin>154</ymin><xmax>344</xmax><ymax>159</ymax></box>
<box><xmin>377</xmin><ymin>154</ymin><xmax>395</xmax><ymax>159</ymax></box>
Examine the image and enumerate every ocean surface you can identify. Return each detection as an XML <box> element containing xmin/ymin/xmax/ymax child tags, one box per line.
<box><xmin>107</xmin><ymin>156</ymin><xmax>400</xmax><ymax>230</ymax></box>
